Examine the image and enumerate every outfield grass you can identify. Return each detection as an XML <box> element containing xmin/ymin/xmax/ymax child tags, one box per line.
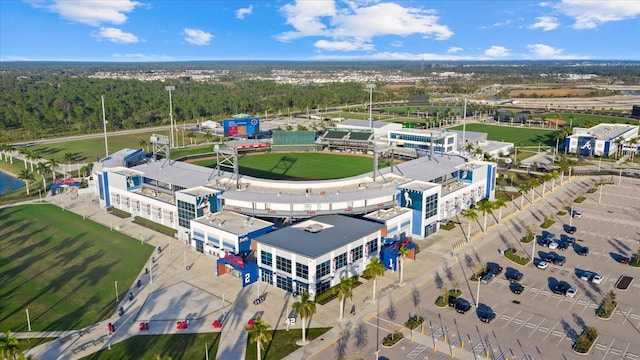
<box><xmin>84</xmin><ymin>333</ymin><xmax>221</xmax><ymax>360</ymax></box>
<box><xmin>245</xmin><ymin>327</ymin><xmax>331</xmax><ymax>360</ymax></box>
<box><xmin>191</xmin><ymin>152</ymin><xmax>384</xmax><ymax>180</ymax></box>
<box><xmin>449</xmin><ymin>123</ymin><xmax>559</xmax><ymax>147</ymax></box>
<box><xmin>0</xmin><ymin>204</ymin><xmax>153</xmax><ymax>331</ymax></box>
<box><xmin>540</xmin><ymin>113</ymin><xmax>639</xmax><ymax>127</ymax></box>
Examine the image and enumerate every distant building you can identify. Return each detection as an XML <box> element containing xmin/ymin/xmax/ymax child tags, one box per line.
<box><xmin>565</xmin><ymin>123</ymin><xmax>638</xmax><ymax>157</ymax></box>
<box><xmin>632</xmin><ymin>105</ymin><xmax>640</xmax><ymax>119</ymax></box>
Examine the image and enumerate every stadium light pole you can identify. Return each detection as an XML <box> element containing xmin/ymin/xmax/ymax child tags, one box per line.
<box><xmin>461</xmin><ymin>95</ymin><xmax>467</xmax><ymax>151</ymax></box>
<box><xmin>101</xmin><ymin>95</ymin><xmax>109</xmax><ymax>158</ymax></box>
<box><xmin>166</xmin><ymin>86</ymin><xmax>176</xmax><ymax>148</ymax></box>
<box><xmin>367</xmin><ymin>84</ymin><xmax>375</xmax><ymax>128</ymax></box>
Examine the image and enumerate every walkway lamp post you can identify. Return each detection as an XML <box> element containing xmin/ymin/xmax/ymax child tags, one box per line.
<box><xmin>166</xmin><ymin>86</ymin><xmax>176</xmax><ymax>148</ymax></box>
<box><xmin>367</xmin><ymin>84</ymin><xmax>375</xmax><ymax>128</ymax></box>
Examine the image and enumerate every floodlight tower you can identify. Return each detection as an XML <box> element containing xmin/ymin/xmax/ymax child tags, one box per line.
<box><xmin>367</xmin><ymin>84</ymin><xmax>376</xmax><ymax>128</ymax></box>
<box><xmin>166</xmin><ymin>86</ymin><xmax>176</xmax><ymax>148</ymax></box>
<box><xmin>101</xmin><ymin>95</ymin><xmax>109</xmax><ymax>158</ymax></box>
<box><xmin>461</xmin><ymin>95</ymin><xmax>467</xmax><ymax>151</ymax></box>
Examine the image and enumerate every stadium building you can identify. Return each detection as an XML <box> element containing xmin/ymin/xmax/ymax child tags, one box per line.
<box><xmin>564</xmin><ymin>123</ymin><xmax>639</xmax><ymax>157</ymax></box>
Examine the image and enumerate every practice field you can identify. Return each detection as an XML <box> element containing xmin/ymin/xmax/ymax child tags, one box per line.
<box><xmin>0</xmin><ymin>204</ymin><xmax>153</xmax><ymax>331</ymax></box>
<box><xmin>190</xmin><ymin>152</ymin><xmax>387</xmax><ymax>180</ymax></box>
<box><xmin>449</xmin><ymin>123</ymin><xmax>559</xmax><ymax>146</ymax></box>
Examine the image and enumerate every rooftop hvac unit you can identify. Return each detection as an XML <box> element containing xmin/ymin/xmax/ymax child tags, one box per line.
<box><xmin>304</xmin><ymin>224</ymin><xmax>323</xmax><ymax>233</ymax></box>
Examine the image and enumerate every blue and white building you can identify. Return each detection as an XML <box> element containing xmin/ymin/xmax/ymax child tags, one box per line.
<box><xmin>565</xmin><ymin>124</ymin><xmax>638</xmax><ymax>157</ymax></box>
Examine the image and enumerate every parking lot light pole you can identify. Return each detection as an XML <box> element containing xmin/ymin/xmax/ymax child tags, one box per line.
<box><xmin>599</xmin><ymin>183</ymin><xmax>603</xmax><ymax>204</ymax></box>
<box><xmin>115</xmin><ymin>281</ymin><xmax>119</xmax><ymax>302</ymax></box>
<box><xmin>475</xmin><ymin>277</ymin><xmax>480</xmax><ymax>308</ymax></box>
<box><xmin>569</xmin><ymin>205</ymin><xmax>573</xmax><ymax>226</ymax></box>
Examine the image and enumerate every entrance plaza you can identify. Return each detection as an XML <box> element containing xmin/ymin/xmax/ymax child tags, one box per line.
<box><xmin>16</xmin><ymin>171</ymin><xmax>640</xmax><ymax>360</ymax></box>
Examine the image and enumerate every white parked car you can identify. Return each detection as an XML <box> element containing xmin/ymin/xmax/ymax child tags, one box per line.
<box><xmin>565</xmin><ymin>286</ymin><xmax>577</xmax><ymax>298</ymax></box>
<box><xmin>580</xmin><ymin>271</ymin><xmax>593</xmax><ymax>281</ymax></box>
<box><xmin>548</xmin><ymin>241</ymin><xmax>559</xmax><ymax>250</ymax></box>
<box><xmin>591</xmin><ymin>274</ymin><xmax>603</xmax><ymax>284</ymax></box>
<box><xmin>536</xmin><ymin>261</ymin><xmax>549</xmax><ymax>270</ymax></box>
<box><xmin>572</xmin><ymin>210</ymin><xmax>584</xmax><ymax>219</ymax></box>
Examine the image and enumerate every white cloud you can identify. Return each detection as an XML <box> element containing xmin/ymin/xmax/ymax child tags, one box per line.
<box><xmin>183</xmin><ymin>28</ymin><xmax>213</xmax><ymax>45</ymax></box>
<box><xmin>484</xmin><ymin>46</ymin><xmax>510</xmax><ymax>57</ymax></box>
<box><xmin>25</xmin><ymin>0</ymin><xmax>142</xmax><ymax>26</ymax></box>
<box><xmin>528</xmin><ymin>16</ymin><xmax>559</xmax><ymax>31</ymax></box>
<box><xmin>390</xmin><ymin>41</ymin><xmax>403</xmax><ymax>48</ymax></box>
<box><xmin>447</xmin><ymin>47</ymin><xmax>463</xmax><ymax>53</ymax></box>
<box><xmin>480</xmin><ymin>19</ymin><xmax>513</xmax><ymax>29</ymax></box>
<box><xmin>235</xmin><ymin>5</ymin><xmax>253</xmax><ymax>19</ymax></box>
<box><xmin>314</xmin><ymin>39</ymin><xmax>374</xmax><ymax>51</ymax></box>
<box><xmin>555</xmin><ymin>0</ymin><xmax>640</xmax><ymax>29</ymax></box>
<box><xmin>112</xmin><ymin>53</ymin><xmax>173</xmax><ymax>61</ymax></box>
<box><xmin>527</xmin><ymin>43</ymin><xmax>563</xmax><ymax>56</ymax></box>
<box><xmin>93</xmin><ymin>27</ymin><xmax>139</xmax><ymax>43</ymax></box>
<box><xmin>277</xmin><ymin>0</ymin><xmax>453</xmax><ymax>48</ymax></box>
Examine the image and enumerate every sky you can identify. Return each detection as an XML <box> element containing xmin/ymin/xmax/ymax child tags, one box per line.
<box><xmin>1</xmin><ymin>0</ymin><xmax>639</xmax><ymax>62</ymax></box>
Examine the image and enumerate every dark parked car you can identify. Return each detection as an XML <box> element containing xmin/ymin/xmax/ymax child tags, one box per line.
<box><xmin>487</xmin><ymin>263</ymin><xmax>503</xmax><ymax>275</ymax></box>
<box><xmin>453</xmin><ymin>298</ymin><xmax>472</xmax><ymax>314</ymax></box>
<box><xmin>543</xmin><ymin>254</ymin><xmax>555</xmax><ymax>263</ymax></box>
<box><xmin>557</xmin><ymin>241</ymin><xmax>570</xmax><ymax>250</ymax></box>
<box><xmin>511</xmin><ymin>283</ymin><xmax>525</xmax><ymax>294</ymax></box>
<box><xmin>552</xmin><ymin>255</ymin><xmax>566</xmax><ymax>266</ymax></box>
<box><xmin>479</xmin><ymin>311</ymin><xmax>496</xmax><ymax>323</ymax></box>
<box><xmin>506</xmin><ymin>270</ymin><xmax>524</xmax><ymax>281</ymax></box>
<box><xmin>566</xmin><ymin>225</ymin><xmax>577</xmax><ymax>234</ymax></box>
<box><xmin>619</xmin><ymin>256</ymin><xmax>630</xmax><ymax>264</ymax></box>
<box><xmin>553</xmin><ymin>284</ymin><xmax>570</xmax><ymax>295</ymax></box>
<box><xmin>577</xmin><ymin>246</ymin><xmax>589</xmax><ymax>256</ymax></box>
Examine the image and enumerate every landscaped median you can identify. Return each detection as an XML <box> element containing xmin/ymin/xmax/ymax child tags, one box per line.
<box><xmin>573</xmin><ymin>327</ymin><xmax>598</xmax><ymax>355</ymax></box>
<box><xmin>596</xmin><ymin>290</ymin><xmax>617</xmax><ymax>319</ymax></box>
<box><xmin>503</xmin><ymin>248</ymin><xmax>531</xmax><ymax>266</ymax></box>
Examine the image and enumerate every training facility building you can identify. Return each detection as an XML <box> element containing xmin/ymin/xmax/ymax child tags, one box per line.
<box><xmin>565</xmin><ymin>123</ymin><xmax>639</xmax><ymax>157</ymax></box>
<box><xmin>252</xmin><ymin>215</ymin><xmax>387</xmax><ymax>296</ymax></box>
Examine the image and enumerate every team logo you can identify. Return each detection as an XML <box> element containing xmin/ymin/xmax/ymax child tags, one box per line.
<box><xmin>250</xmin><ymin>118</ymin><xmax>258</xmax><ymax>126</ymax></box>
<box><xmin>580</xmin><ymin>140</ymin><xmax>592</xmax><ymax>151</ymax></box>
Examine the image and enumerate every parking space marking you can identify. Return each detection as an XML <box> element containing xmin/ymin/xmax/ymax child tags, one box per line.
<box><xmin>602</xmin><ymin>338</ymin><xmax>616</xmax><ymax>360</ymax></box>
<box><xmin>541</xmin><ymin>321</ymin><xmax>557</xmax><ymax>340</ymax></box>
<box><xmin>582</xmin><ymin>299</ymin><xmax>593</xmax><ymax>314</ymax></box>
<box><xmin>621</xmin><ymin>307</ymin><xmax>633</xmax><ymax>325</ymax></box>
<box><xmin>406</xmin><ymin>344</ymin><xmax>428</xmax><ymax>360</ymax></box>
<box><xmin>516</xmin><ymin>314</ymin><xmax>532</xmax><ymax>332</ymax></box>
<box><xmin>502</xmin><ymin>310</ymin><xmax>521</xmax><ymax>329</ymax></box>
<box><xmin>528</xmin><ymin>318</ymin><xmax>545</xmax><ymax>338</ymax></box>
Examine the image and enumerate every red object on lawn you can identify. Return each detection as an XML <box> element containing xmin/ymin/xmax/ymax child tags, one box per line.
<box><xmin>247</xmin><ymin>319</ymin><xmax>255</xmax><ymax>327</ymax></box>
<box><xmin>213</xmin><ymin>320</ymin><xmax>222</xmax><ymax>328</ymax></box>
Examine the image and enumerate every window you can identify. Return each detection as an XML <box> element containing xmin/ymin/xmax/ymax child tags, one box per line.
<box><xmin>276</xmin><ymin>255</ymin><xmax>292</xmax><ymax>274</ymax></box>
<box><xmin>316</xmin><ymin>260</ymin><xmax>331</xmax><ymax>278</ymax></box>
<box><xmin>178</xmin><ymin>200</ymin><xmax>196</xmax><ymax>228</ymax></box>
<box><xmin>366</xmin><ymin>239</ymin><xmax>378</xmax><ymax>256</ymax></box>
<box><xmin>296</xmin><ymin>262</ymin><xmax>309</xmax><ymax>279</ymax></box>
<box><xmin>261</xmin><ymin>251</ymin><xmax>272</xmax><ymax>266</ymax></box>
<box><xmin>276</xmin><ymin>275</ymin><xmax>293</xmax><ymax>292</ymax></box>
<box><xmin>352</xmin><ymin>245</ymin><xmax>363</xmax><ymax>262</ymax></box>
<box><xmin>315</xmin><ymin>281</ymin><xmax>331</xmax><ymax>295</ymax></box>
<box><xmin>335</xmin><ymin>252</ymin><xmax>347</xmax><ymax>270</ymax></box>
<box><xmin>424</xmin><ymin>193</ymin><xmax>438</xmax><ymax>218</ymax></box>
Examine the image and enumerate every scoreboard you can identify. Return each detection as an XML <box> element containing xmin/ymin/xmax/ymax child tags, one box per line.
<box><xmin>223</xmin><ymin>118</ymin><xmax>260</xmax><ymax>137</ymax></box>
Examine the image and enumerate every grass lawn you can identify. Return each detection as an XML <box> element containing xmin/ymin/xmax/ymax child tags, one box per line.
<box><xmin>0</xmin><ymin>204</ymin><xmax>153</xmax><ymax>332</ymax></box>
<box><xmin>449</xmin><ymin>123</ymin><xmax>559</xmax><ymax>147</ymax></box>
<box><xmin>542</xmin><ymin>113</ymin><xmax>639</xmax><ymax>127</ymax></box>
<box><xmin>246</xmin><ymin>328</ymin><xmax>331</xmax><ymax>360</ymax></box>
<box><xmin>84</xmin><ymin>333</ymin><xmax>221</xmax><ymax>360</ymax></box>
<box><xmin>191</xmin><ymin>152</ymin><xmax>384</xmax><ymax>180</ymax></box>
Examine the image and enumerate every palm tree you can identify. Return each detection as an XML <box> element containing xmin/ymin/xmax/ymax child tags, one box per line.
<box><xmin>476</xmin><ymin>199</ymin><xmax>494</xmax><ymax>232</ymax></box>
<box><xmin>461</xmin><ymin>209</ymin><xmax>478</xmax><ymax>242</ymax></box>
<box><xmin>528</xmin><ymin>178</ymin><xmax>540</xmax><ymax>203</ymax></box>
<box><xmin>398</xmin><ymin>243</ymin><xmax>409</xmax><ymax>284</ymax></box>
<box><xmin>18</xmin><ymin>169</ymin><xmax>35</xmax><ymax>195</ymax></box>
<box><xmin>187</xmin><ymin>131</ymin><xmax>197</xmax><ymax>145</ymax></box>
<box><xmin>18</xmin><ymin>147</ymin><xmax>30</xmax><ymax>169</ymax></box>
<box><xmin>493</xmin><ymin>197</ymin><xmax>507</xmax><ymax>223</ymax></box>
<box><xmin>540</xmin><ymin>173</ymin><xmax>552</xmax><ymax>195</ymax></box>
<box><xmin>363</xmin><ymin>257</ymin><xmax>386</xmax><ymax>301</ymax></box>
<box><xmin>47</xmin><ymin>158</ymin><xmax>59</xmax><ymax>181</ymax></box>
<box><xmin>0</xmin><ymin>330</ymin><xmax>27</xmax><ymax>360</ymax></box>
<box><xmin>203</xmin><ymin>130</ymin><xmax>213</xmax><ymax>144</ymax></box>
<box><xmin>335</xmin><ymin>276</ymin><xmax>355</xmax><ymax>321</ymax></box>
<box><xmin>549</xmin><ymin>170</ymin><xmax>559</xmax><ymax>191</ymax></box>
<box><xmin>245</xmin><ymin>316</ymin><xmax>272</xmax><ymax>360</ymax></box>
<box><xmin>64</xmin><ymin>152</ymin><xmax>74</xmax><ymax>177</ymax></box>
<box><xmin>464</xmin><ymin>142</ymin><xmax>474</xmax><ymax>154</ymax></box>
<box><xmin>79</xmin><ymin>164</ymin><xmax>92</xmax><ymax>178</ymax></box>
<box><xmin>291</xmin><ymin>290</ymin><xmax>316</xmax><ymax>344</ymax></box>
<box><xmin>28</xmin><ymin>152</ymin><xmax>41</xmax><ymax>172</ymax></box>
<box><xmin>139</xmin><ymin>139</ymin><xmax>148</xmax><ymax>152</ymax></box>
<box><xmin>474</xmin><ymin>147</ymin><xmax>483</xmax><ymax>160</ymax></box>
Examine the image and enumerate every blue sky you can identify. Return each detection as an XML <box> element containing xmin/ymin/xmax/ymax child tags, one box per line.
<box><xmin>1</xmin><ymin>0</ymin><xmax>639</xmax><ymax>62</ymax></box>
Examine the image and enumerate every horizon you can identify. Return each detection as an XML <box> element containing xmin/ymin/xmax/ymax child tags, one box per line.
<box><xmin>1</xmin><ymin>1</ymin><xmax>639</xmax><ymax>62</ymax></box>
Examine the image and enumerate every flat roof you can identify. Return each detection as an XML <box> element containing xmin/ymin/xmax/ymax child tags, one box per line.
<box><xmin>364</xmin><ymin>207</ymin><xmax>412</xmax><ymax>222</ymax></box>
<box><xmin>339</xmin><ymin>119</ymin><xmax>397</xmax><ymax>129</ymax></box>
<box><xmin>254</xmin><ymin>214</ymin><xmax>384</xmax><ymax>258</ymax></box>
<box><xmin>193</xmin><ymin>210</ymin><xmax>273</xmax><ymax>236</ymax></box>
<box><xmin>580</xmin><ymin>123</ymin><xmax>637</xmax><ymax>141</ymax></box>
<box><xmin>96</xmin><ymin>148</ymin><xmax>140</xmax><ymax>170</ymax></box>
<box><xmin>394</xmin><ymin>154</ymin><xmax>468</xmax><ymax>183</ymax></box>
<box><xmin>179</xmin><ymin>186</ymin><xmax>220</xmax><ymax>197</ymax></box>
<box><xmin>131</xmin><ymin>159</ymin><xmax>220</xmax><ymax>189</ymax></box>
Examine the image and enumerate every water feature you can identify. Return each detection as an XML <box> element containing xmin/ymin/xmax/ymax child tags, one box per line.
<box><xmin>0</xmin><ymin>170</ymin><xmax>25</xmax><ymax>195</ymax></box>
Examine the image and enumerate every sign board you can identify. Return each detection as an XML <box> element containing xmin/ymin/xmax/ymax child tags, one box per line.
<box><xmin>223</xmin><ymin>118</ymin><xmax>260</xmax><ymax>137</ymax></box>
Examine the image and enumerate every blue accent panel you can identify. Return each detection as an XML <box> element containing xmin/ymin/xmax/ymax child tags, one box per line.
<box><xmin>193</xmin><ymin>231</ymin><xmax>205</xmax><ymax>241</ymax></box>
<box><xmin>564</xmin><ymin>138</ymin><xmax>571</xmax><ymax>153</ymax></box>
<box><xmin>490</xmin><ymin>165</ymin><xmax>496</xmax><ymax>191</ymax></box>
<box><xmin>604</xmin><ymin>141</ymin><xmax>610</xmax><ymax>156</ymax></box>
<box><xmin>486</xmin><ymin>166</ymin><xmax>492</xmax><ymax>198</ymax></box>
<box><xmin>98</xmin><ymin>174</ymin><xmax>104</xmax><ymax>200</ymax></box>
<box><xmin>577</xmin><ymin>137</ymin><xmax>595</xmax><ymax>157</ymax></box>
<box><xmin>380</xmin><ymin>247</ymin><xmax>397</xmax><ymax>270</ymax></box>
<box><xmin>223</xmin><ymin>241</ymin><xmax>235</xmax><ymax>251</ymax></box>
<box><xmin>103</xmin><ymin>173</ymin><xmax>110</xmax><ymax>207</ymax></box>
<box><xmin>411</xmin><ymin>209</ymin><xmax>422</xmax><ymax>237</ymax></box>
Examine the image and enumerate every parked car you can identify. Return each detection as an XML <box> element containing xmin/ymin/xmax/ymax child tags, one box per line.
<box><xmin>548</xmin><ymin>241</ymin><xmax>559</xmax><ymax>250</ymax></box>
<box><xmin>479</xmin><ymin>311</ymin><xmax>496</xmax><ymax>323</ymax></box>
<box><xmin>506</xmin><ymin>270</ymin><xmax>524</xmax><ymax>281</ymax></box>
<box><xmin>552</xmin><ymin>255</ymin><xmax>566</xmax><ymax>266</ymax></box>
<box><xmin>536</xmin><ymin>261</ymin><xmax>549</xmax><ymax>270</ymax></box>
<box><xmin>552</xmin><ymin>284</ymin><xmax>568</xmax><ymax>295</ymax></box>
<box><xmin>580</xmin><ymin>271</ymin><xmax>593</xmax><ymax>281</ymax></box>
<box><xmin>566</xmin><ymin>225</ymin><xmax>577</xmax><ymax>234</ymax></box>
<box><xmin>572</xmin><ymin>210</ymin><xmax>583</xmax><ymax>219</ymax></box>
<box><xmin>511</xmin><ymin>282</ymin><xmax>525</xmax><ymax>294</ymax></box>
<box><xmin>557</xmin><ymin>241</ymin><xmax>570</xmax><ymax>250</ymax></box>
<box><xmin>481</xmin><ymin>273</ymin><xmax>496</xmax><ymax>284</ymax></box>
<box><xmin>565</xmin><ymin>286</ymin><xmax>577</xmax><ymax>298</ymax></box>
<box><xmin>619</xmin><ymin>256</ymin><xmax>630</xmax><ymax>264</ymax></box>
<box><xmin>577</xmin><ymin>246</ymin><xmax>589</xmax><ymax>256</ymax></box>
<box><xmin>453</xmin><ymin>298</ymin><xmax>472</xmax><ymax>314</ymax></box>
<box><xmin>591</xmin><ymin>273</ymin><xmax>603</xmax><ymax>284</ymax></box>
<box><xmin>487</xmin><ymin>263</ymin><xmax>503</xmax><ymax>276</ymax></box>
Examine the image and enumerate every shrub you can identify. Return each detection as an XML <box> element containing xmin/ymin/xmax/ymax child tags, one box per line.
<box><xmin>587</xmin><ymin>188</ymin><xmax>597</xmax><ymax>194</ymax></box>
<box><xmin>405</xmin><ymin>315</ymin><xmax>424</xmax><ymax>330</ymax></box>
<box><xmin>133</xmin><ymin>216</ymin><xmax>177</xmax><ymax>236</ymax></box>
<box><xmin>556</xmin><ymin>210</ymin><xmax>567</xmax><ymax>216</ymax></box>
<box><xmin>382</xmin><ymin>332</ymin><xmax>404</xmax><ymax>347</ymax></box>
<box><xmin>574</xmin><ymin>196</ymin><xmax>586</xmax><ymax>203</ymax></box>
<box><xmin>521</xmin><ymin>233</ymin><xmax>535</xmax><ymax>243</ymax></box>
<box><xmin>573</xmin><ymin>327</ymin><xmax>598</xmax><ymax>353</ymax></box>
<box><xmin>504</xmin><ymin>248</ymin><xmax>531</xmax><ymax>266</ymax></box>
<box><xmin>541</xmin><ymin>218</ymin><xmax>555</xmax><ymax>229</ymax></box>
<box><xmin>440</xmin><ymin>221</ymin><xmax>456</xmax><ymax>230</ymax></box>
<box><xmin>110</xmin><ymin>208</ymin><xmax>131</xmax><ymax>218</ymax></box>
<box><xmin>597</xmin><ymin>290</ymin><xmax>617</xmax><ymax>318</ymax></box>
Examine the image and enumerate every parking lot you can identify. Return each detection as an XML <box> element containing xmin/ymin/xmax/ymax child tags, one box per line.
<box><xmin>313</xmin><ymin>176</ymin><xmax>640</xmax><ymax>360</ymax></box>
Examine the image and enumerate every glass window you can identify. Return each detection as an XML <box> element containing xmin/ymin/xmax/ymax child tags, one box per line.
<box><xmin>352</xmin><ymin>245</ymin><xmax>363</xmax><ymax>261</ymax></box>
<box><xmin>261</xmin><ymin>251</ymin><xmax>272</xmax><ymax>266</ymax></box>
<box><xmin>335</xmin><ymin>253</ymin><xmax>347</xmax><ymax>269</ymax></box>
<box><xmin>366</xmin><ymin>239</ymin><xmax>378</xmax><ymax>256</ymax></box>
<box><xmin>276</xmin><ymin>255</ymin><xmax>292</xmax><ymax>274</ymax></box>
<box><xmin>316</xmin><ymin>260</ymin><xmax>331</xmax><ymax>278</ymax></box>
<box><xmin>296</xmin><ymin>262</ymin><xmax>309</xmax><ymax>279</ymax></box>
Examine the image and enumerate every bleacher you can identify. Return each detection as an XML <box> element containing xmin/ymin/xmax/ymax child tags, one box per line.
<box><xmin>323</xmin><ymin>129</ymin><xmax>349</xmax><ymax>140</ymax></box>
<box><xmin>348</xmin><ymin>130</ymin><xmax>373</xmax><ymax>141</ymax></box>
